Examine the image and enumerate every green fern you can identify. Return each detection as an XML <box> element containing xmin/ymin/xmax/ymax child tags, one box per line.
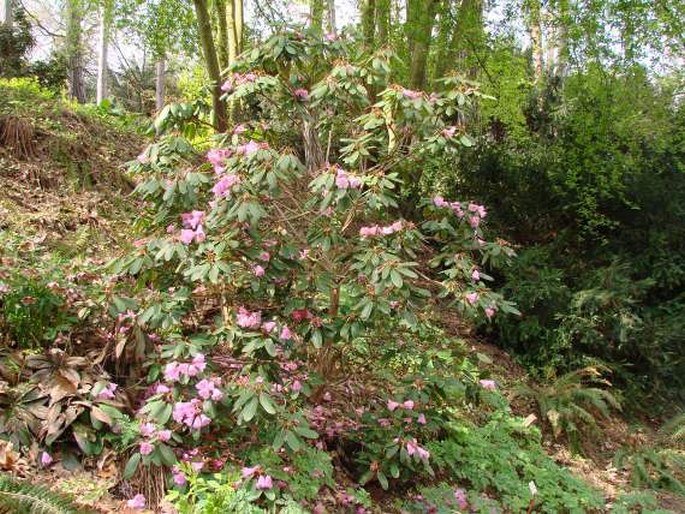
<box><xmin>512</xmin><ymin>365</ymin><xmax>621</xmax><ymax>453</ymax></box>
<box><xmin>0</xmin><ymin>476</ymin><xmax>86</xmax><ymax>514</ymax></box>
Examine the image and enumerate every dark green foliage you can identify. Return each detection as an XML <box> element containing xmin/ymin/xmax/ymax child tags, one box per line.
<box><xmin>0</xmin><ymin>476</ymin><xmax>85</xmax><ymax>514</ymax></box>
<box><xmin>613</xmin><ymin>446</ymin><xmax>685</xmax><ymax>495</ymax></box>
<box><xmin>0</xmin><ymin>9</ymin><xmax>33</xmax><ymax>78</ymax></box>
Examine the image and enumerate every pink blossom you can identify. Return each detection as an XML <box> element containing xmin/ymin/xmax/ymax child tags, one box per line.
<box><xmin>137</xmin><ymin>152</ymin><xmax>150</xmax><ymax>164</ymax></box>
<box><xmin>207</xmin><ymin>148</ymin><xmax>231</xmax><ymax>173</ymax></box>
<box><xmin>154</xmin><ymin>384</ymin><xmax>170</xmax><ymax>395</ymax></box>
<box><xmin>191</xmin><ymin>461</ymin><xmax>205</xmax><ymax>472</ymax></box>
<box><xmin>279</xmin><ymin>326</ymin><xmax>293</xmax><ymax>340</ymax></box>
<box><xmin>294</xmin><ymin>88</ymin><xmax>309</xmax><ymax>100</ymax></box>
<box><xmin>417</xmin><ymin>413</ymin><xmax>427</xmax><ymax>425</ymax></box>
<box><xmin>469</xmin><ymin>216</ymin><xmax>481</xmax><ymax>228</ymax></box>
<box><xmin>242</xmin><ymin>466</ymin><xmax>259</xmax><ymax>478</ymax></box>
<box><xmin>387</xmin><ymin>400</ymin><xmax>400</xmax><ymax>411</ymax></box>
<box><xmin>212</xmin><ymin>174</ymin><xmax>241</xmax><ymax>198</ymax></box>
<box><xmin>97</xmin><ymin>382</ymin><xmax>117</xmax><ymax>400</ymax></box>
<box><xmin>191</xmin><ymin>414</ymin><xmax>211</xmax><ymax>430</ymax></box>
<box><xmin>181</xmin><ymin>210</ymin><xmax>205</xmax><ymax>230</ymax></box>
<box><xmin>127</xmin><ymin>494</ymin><xmax>146</xmax><ymax>510</ymax></box>
<box><xmin>166</xmin><ymin>224</ymin><xmax>176</xmax><ymax>234</ymax></box>
<box><xmin>466</xmin><ymin>292</ymin><xmax>479</xmax><ymax>305</ymax></box>
<box><xmin>261</xmin><ymin>321</ymin><xmax>277</xmax><ymax>333</ymax></box>
<box><xmin>139</xmin><ymin>422</ymin><xmax>156</xmax><ymax>437</ymax></box>
<box><xmin>485</xmin><ymin>306</ymin><xmax>496</xmax><ymax>319</ymax></box>
<box><xmin>402</xmin><ymin>400</ymin><xmax>415</xmax><ymax>410</ymax></box>
<box><xmin>442</xmin><ymin>126</ymin><xmax>457</xmax><ymax>138</ymax></box>
<box><xmin>157</xmin><ymin>430</ymin><xmax>172</xmax><ymax>442</ymax></box>
<box><xmin>180</xmin><ymin>229</ymin><xmax>196</xmax><ymax>245</ymax></box>
<box><xmin>401</xmin><ymin>88</ymin><xmax>422</xmax><ymax>100</ymax></box>
<box><xmin>359</xmin><ymin>225</ymin><xmax>379</xmax><ymax>237</ymax></box>
<box><xmin>256</xmin><ymin>475</ymin><xmax>274</xmax><ymax>490</ymax></box>
<box><xmin>377</xmin><ymin>418</ymin><xmax>391</xmax><ymax>427</ymax></box>
<box><xmin>433</xmin><ymin>196</ymin><xmax>449</xmax><ymax>208</ymax></box>
<box><xmin>472</xmin><ymin>269</ymin><xmax>480</xmax><ymax>282</ymax></box>
<box><xmin>233</xmin><ymin>124</ymin><xmax>247</xmax><ymax>135</ymax></box>
<box><xmin>139</xmin><ymin>441</ymin><xmax>154</xmax><ymax>456</ymax></box>
<box><xmin>252</xmin><ymin>265</ymin><xmax>265</xmax><ymax>277</ymax></box>
<box><xmin>172</xmin><ymin>469</ymin><xmax>187</xmax><ymax>486</ymax></box>
<box><xmin>236</xmin><ymin>307</ymin><xmax>262</xmax><ymax>329</ymax></box>
<box><xmin>454</xmin><ymin>489</ymin><xmax>468</xmax><ymax>509</ymax></box>
<box><xmin>479</xmin><ymin>379</ymin><xmax>497</xmax><ymax>391</ymax></box>
<box><xmin>258</xmin><ymin>251</ymin><xmax>271</xmax><ymax>262</ymax></box>
<box><xmin>40</xmin><ymin>451</ymin><xmax>53</xmax><ymax>466</ymax></box>
<box><xmin>164</xmin><ymin>362</ymin><xmax>182</xmax><ymax>382</ymax></box>
<box><xmin>291</xmin><ymin>380</ymin><xmax>302</xmax><ymax>392</ymax></box>
<box><xmin>196</xmin><ymin>379</ymin><xmax>216</xmax><ymax>400</ymax></box>
<box><xmin>237</xmin><ymin>140</ymin><xmax>262</xmax><ymax>156</ymax></box>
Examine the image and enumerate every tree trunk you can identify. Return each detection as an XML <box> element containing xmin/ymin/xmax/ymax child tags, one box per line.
<box><xmin>192</xmin><ymin>0</ymin><xmax>227</xmax><ymax>132</ymax></box>
<box><xmin>310</xmin><ymin>0</ymin><xmax>324</xmax><ymax>33</ymax></box>
<box><xmin>406</xmin><ymin>0</ymin><xmax>440</xmax><ymax>90</ymax></box>
<box><xmin>556</xmin><ymin>0</ymin><xmax>569</xmax><ymax>76</ymax></box>
<box><xmin>215</xmin><ymin>0</ymin><xmax>229</xmax><ymax>70</ymax></box>
<box><xmin>1</xmin><ymin>0</ymin><xmax>13</xmax><ymax>27</ymax></box>
<box><xmin>326</xmin><ymin>0</ymin><xmax>336</xmax><ymax>33</ymax></box>
<box><xmin>361</xmin><ymin>0</ymin><xmax>376</xmax><ymax>48</ymax></box>
<box><xmin>376</xmin><ymin>0</ymin><xmax>390</xmax><ymax>42</ymax></box>
<box><xmin>66</xmin><ymin>0</ymin><xmax>86</xmax><ymax>103</ymax></box>
<box><xmin>96</xmin><ymin>1</ymin><xmax>110</xmax><ymax>104</ymax></box>
<box><xmin>234</xmin><ymin>0</ymin><xmax>243</xmax><ymax>54</ymax></box>
<box><xmin>155</xmin><ymin>58</ymin><xmax>166</xmax><ymax>111</ymax></box>
<box><xmin>435</xmin><ymin>0</ymin><xmax>483</xmax><ymax>79</ymax></box>
<box><xmin>526</xmin><ymin>0</ymin><xmax>544</xmax><ymax>83</ymax></box>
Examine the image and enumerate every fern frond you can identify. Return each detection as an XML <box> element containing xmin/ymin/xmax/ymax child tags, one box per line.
<box><xmin>0</xmin><ymin>476</ymin><xmax>85</xmax><ymax>514</ymax></box>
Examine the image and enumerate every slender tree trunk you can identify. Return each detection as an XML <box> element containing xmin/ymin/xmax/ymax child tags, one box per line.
<box><xmin>1</xmin><ymin>0</ymin><xmax>13</xmax><ymax>27</ymax></box>
<box><xmin>526</xmin><ymin>0</ymin><xmax>544</xmax><ymax>83</ymax></box>
<box><xmin>376</xmin><ymin>0</ymin><xmax>390</xmax><ymax>42</ymax></box>
<box><xmin>556</xmin><ymin>0</ymin><xmax>569</xmax><ymax>76</ymax></box>
<box><xmin>155</xmin><ymin>58</ymin><xmax>166</xmax><ymax>111</ymax></box>
<box><xmin>215</xmin><ymin>0</ymin><xmax>229</xmax><ymax>70</ymax></box>
<box><xmin>361</xmin><ymin>0</ymin><xmax>376</xmax><ymax>48</ymax></box>
<box><xmin>226</xmin><ymin>0</ymin><xmax>237</xmax><ymax>64</ymax></box>
<box><xmin>435</xmin><ymin>0</ymin><xmax>483</xmax><ymax>79</ymax></box>
<box><xmin>326</xmin><ymin>0</ymin><xmax>336</xmax><ymax>33</ymax></box>
<box><xmin>66</xmin><ymin>0</ymin><xmax>86</xmax><ymax>103</ymax></box>
<box><xmin>193</xmin><ymin>0</ymin><xmax>227</xmax><ymax>132</ymax></box>
<box><xmin>406</xmin><ymin>0</ymin><xmax>440</xmax><ymax>90</ymax></box>
<box><xmin>234</xmin><ymin>0</ymin><xmax>243</xmax><ymax>54</ymax></box>
<box><xmin>310</xmin><ymin>0</ymin><xmax>324</xmax><ymax>33</ymax></box>
<box><xmin>96</xmin><ymin>1</ymin><xmax>110</xmax><ymax>104</ymax></box>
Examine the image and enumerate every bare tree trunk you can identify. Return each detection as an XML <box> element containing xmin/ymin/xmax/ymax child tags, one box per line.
<box><xmin>310</xmin><ymin>0</ymin><xmax>324</xmax><ymax>33</ymax></box>
<box><xmin>96</xmin><ymin>1</ymin><xmax>110</xmax><ymax>104</ymax></box>
<box><xmin>376</xmin><ymin>0</ymin><xmax>390</xmax><ymax>41</ymax></box>
<box><xmin>193</xmin><ymin>0</ymin><xmax>227</xmax><ymax>132</ymax></box>
<box><xmin>215</xmin><ymin>0</ymin><xmax>229</xmax><ymax>70</ymax></box>
<box><xmin>155</xmin><ymin>58</ymin><xmax>165</xmax><ymax>111</ymax></box>
<box><xmin>361</xmin><ymin>0</ymin><xmax>376</xmax><ymax>48</ymax></box>
<box><xmin>556</xmin><ymin>0</ymin><xmax>569</xmax><ymax>76</ymax></box>
<box><xmin>234</xmin><ymin>0</ymin><xmax>243</xmax><ymax>54</ymax></box>
<box><xmin>526</xmin><ymin>0</ymin><xmax>544</xmax><ymax>83</ymax></box>
<box><xmin>1</xmin><ymin>0</ymin><xmax>13</xmax><ymax>27</ymax></box>
<box><xmin>326</xmin><ymin>0</ymin><xmax>336</xmax><ymax>33</ymax></box>
<box><xmin>66</xmin><ymin>0</ymin><xmax>86</xmax><ymax>103</ymax></box>
<box><xmin>406</xmin><ymin>0</ymin><xmax>440</xmax><ymax>89</ymax></box>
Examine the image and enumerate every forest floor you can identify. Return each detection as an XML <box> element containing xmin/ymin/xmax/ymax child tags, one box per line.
<box><xmin>1</xmin><ymin>80</ymin><xmax>683</xmax><ymax>513</ymax></box>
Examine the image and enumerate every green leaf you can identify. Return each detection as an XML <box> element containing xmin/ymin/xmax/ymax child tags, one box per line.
<box><xmin>259</xmin><ymin>393</ymin><xmax>277</xmax><ymax>415</ymax></box>
<box><xmin>158</xmin><ymin>444</ymin><xmax>177</xmax><ymax>466</ymax></box>
<box><xmin>124</xmin><ymin>453</ymin><xmax>141</xmax><ymax>479</ymax></box>
<box><xmin>242</xmin><ymin>396</ymin><xmax>259</xmax><ymax>422</ymax></box>
<box><xmin>377</xmin><ymin>471</ymin><xmax>389</xmax><ymax>490</ymax></box>
<box><xmin>285</xmin><ymin>430</ymin><xmax>302</xmax><ymax>452</ymax></box>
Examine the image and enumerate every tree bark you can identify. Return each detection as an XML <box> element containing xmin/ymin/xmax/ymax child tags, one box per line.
<box><xmin>406</xmin><ymin>0</ymin><xmax>440</xmax><ymax>89</ymax></box>
<box><xmin>326</xmin><ymin>0</ymin><xmax>336</xmax><ymax>34</ymax></box>
<box><xmin>66</xmin><ymin>0</ymin><xmax>86</xmax><ymax>103</ymax></box>
<box><xmin>435</xmin><ymin>0</ymin><xmax>483</xmax><ymax>79</ymax></box>
<box><xmin>215</xmin><ymin>0</ymin><xmax>229</xmax><ymax>70</ymax></box>
<box><xmin>311</xmin><ymin>0</ymin><xmax>324</xmax><ymax>33</ymax></box>
<box><xmin>376</xmin><ymin>0</ymin><xmax>390</xmax><ymax>42</ymax></box>
<box><xmin>361</xmin><ymin>0</ymin><xmax>376</xmax><ymax>48</ymax></box>
<box><xmin>526</xmin><ymin>0</ymin><xmax>544</xmax><ymax>83</ymax></box>
<box><xmin>96</xmin><ymin>1</ymin><xmax>110</xmax><ymax>104</ymax></box>
<box><xmin>155</xmin><ymin>58</ymin><xmax>166</xmax><ymax>111</ymax></box>
<box><xmin>192</xmin><ymin>0</ymin><xmax>227</xmax><ymax>132</ymax></box>
<box><xmin>234</xmin><ymin>0</ymin><xmax>243</xmax><ymax>54</ymax></box>
<box><xmin>1</xmin><ymin>0</ymin><xmax>13</xmax><ymax>27</ymax></box>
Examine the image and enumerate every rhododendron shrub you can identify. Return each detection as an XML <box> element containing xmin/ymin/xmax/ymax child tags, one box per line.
<box><xmin>115</xmin><ymin>31</ymin><xmax>517</xmax><ymax>498</ymax></box>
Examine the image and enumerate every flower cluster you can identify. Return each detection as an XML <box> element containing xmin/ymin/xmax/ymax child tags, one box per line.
<box><xmin>433</xmin><ymin>196</ymin><xmax>487</xmax><ymax>228</ymax></box>
<box><xmin>236</xmin><ymin>140</ymin><xmax>267</xmax><ymax>156</ymax></box>
<box><xmin>405</xmin><ymin>438</ymin><xmax>430</xmax><ymax>461</ymax></box>
<box><xmin>163</xmin><ymin>354</ymin><xmax>207</xmax><ymax>382</ymax></box>
<box><xmin>172</xmin><ymin>399</ymin><xmax>211</xmax><ymax>429</ymax></box>
<box><xmin>442</xmin><ymin>126</ymin><xmax>457</xmax><ymax>138</ymax></box>
<box><xmin>236</xmin><ymin>307</ymin><xmax>294</xmax><ymax>340</ymax></box>
<box><xmin>293</xmin><ymin>88</ymin><xmax>309</xmax><ymax>101</ymax></box>
<box><xmin>401</xmin><ymin>88</ymin><xmax>422</xmax><ymax>100</ymax></box>
<box><xmin>196</xmin><ymin>378</ymin><xmax>223</xmax><ymax>401</ymax></box>
<box><xmin>207</xmin><ymin>148</ymin><xmax>232</xmax><ymax>174</ymax></box>
<box><xmin>334</xmin><ymin>167</ymin><xmax>362</xmax><ymax>189</ymax></box>
<box><xmin>127</xmin><ymin>494</ymin><xmax>146</xmax><ymax>510</ymax></box>
<box><xmin>221</xmin><ymin>72</ymin><xmax>258</xmax><ymax>92</ymax></box>
<box><xmin>179</xmin><ymin>210</ymin><xmax>206</xmax><ymax>245</ymax></box>
<box><xmin>96</xmin><ymin>381</ymin><xmax>118</xmax><ymax>400</ymax></box>
<box><xmin>212</xmin><ymin>174</ymin><xmax>241</xmax><ymax>199</ymax></box>
<box><xmin>479</xmin><ymin>379</ymin><xmax>497</xmax><ymax>391</ymax></box>
<box><xmin>242</xmin><ymin>465</ymin><xmax>274</xmax><ymax>490</ymax></box>
<box><xmin>359</xmin><ymin>220</ymin><xmax>404</xmax><ymax>238</ymax></box>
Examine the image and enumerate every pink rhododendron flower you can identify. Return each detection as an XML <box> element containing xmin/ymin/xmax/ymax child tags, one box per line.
<box><xmin>485</xmin><ymin>306</ymin><xmax>496</xmax><ymax>319</ymax></box>
<box><xmin>479</xmin><ymin>379</ymin><xmax>497</xmax><ymax>391</ymax></box>
<box><xmin>181</xmin><ymin>211</ymin><xmax>205</xmax><ymax>230</ymax></box>
<box><xmin>127</xmin><ymin>494</ymin><xmax>146</xmax><ymax>510</ymax></box>
<box><xmin>252</xmin><ymin>265</ymin><xmax>265</xmax><ymax>277</ymax></box>
<box><xmin>139</xmin><ymin>441</ymin><xmax>154</xmax><ymax>456</ymax></box>
<box><xmin>166</xmin><ymin>224</ymin><xmax>176</xmax><ymax>234</ymax></box>
<box><xmin>139</xmin><ymin>422</ymin><xmax>156</xmax><ymax>437</ymax></box>
<box><xmin>179</xmin><ymin>229</ymin><xmax>196</xmax><ymax>245</ymax></box>
<box><xmin>237</xmin><ymin>140</ymin><xmax>262</xmax><ymax>156</ymax></box>
<box><xmin>401</xmin><ymin>88</ymin><xmax>422</xmax><ymax>99</ymax></box>
<box><xmin>291</xmin><ymin>380</ymin><xmax>302</xmax><ymax>392</ymax></box>
<box><xmin>164</xmin><ymin>362</ymin><xmax>182</xmax><ymax>382</ymax></box>
<box><xmin>191</xmin><ymin>414</ymin><xmax>211</xmax><ymax>430</ymax></box>
<box><xmin>262</xmin><ymin>321</ymin><xmax>277</xmax><ymax>333</ymax></box>
<box><xmin>378</xmin><ymin>418</ymin><xmax>391</xmax><ymax>427</ymax></box>
<box><xmin>291</xmin><ymin>309</ymin><xmax>312</xmax><ymax>322</ymax></box>
<box><xmin>191</xmin><ymin>461</ymin><xmax>205</xmax><ymax>472</ymax></box>
<box><xmin>259</xmin><ymin>251</ymin><xmax>271</xmax><ymax>262</ymax></box>
<box><xmin>402</xmin><ymin>400</ymin><xmax>415</xmax><ymax>410</ymax></box>
<box><xmin>324</xmin><ymin>32</ymin><xmax>337</xmax><ymax>41</ymax></box>
<box><xmin>157</xmin><ymin>430</ymin><xmax>172</xmax><ymax>442</ymax></box>
<box><xmin>472</xmin><ymin>269</ymin><xmax>480</xmax><ymax>281</ymax></box>
<box><xmin>433</xmin><ymin>195</ymin><xmax>449</xmax><ymax>208</ymax></box>
<box><xmin>442</xmin><ymin>126</ymin><xmax>457</xmax><ymax>138</ymax></box>
<box><xmin>256</xmin><ymin>475</ymin><xmax>274</xmax><ymax>490</ymax></box>
<box><xmin>212</xmin><ymin>174</ymin><xmax>241</xmax><ymax>198</ymax></box>
<box><xmin>97</xmin><ymin>382</ymin><xmax>117</xmax><ymax>400</ymax></box>
<box><xmin>137</xmin><ymin>152</ymin><xmax>150</xmax><ymax>164</ymax></box>
<box><xmin>387</xmin><ymin>400</ymin><xmax>400</xmax><ymax>411</ymax></box>
<box><xmin>154</xmin><ymin>384</ymin><xmax>170</xmax><ymax>395</ymax></box>
<box><xmin>172</xmin><ymin>468</ymin><xmax>187</xmax><ymax>486</ymax></box>
<box><xmin>242</xmin><ymin>466</ymin><xmax>259</xmax><ymax>478</ymax></box>
<box><xmin>359</xmin><ymin>225</ymin><xmax>379</xmax><ymax>237</ymax></box>
<box><xmin>236</xmin><ymin>307</ymin><xmax>262</xmax><ymax>329</ymax></box>
<box><xmin>233</xmin><ymin>124</ymin><xmax>247</xmax><ymax>134</ymax></box>
<box><xmin>294</xmin><ymin>88</ymin><xmax>309</xmax><ymax>100</ymax></box>
<box><xmin>40</xmin><ymin>451</ymin><xmax>53</xmax><ymax>466</ymax></box>
<box><xmin>207</xmin><ymin>148</ymin><xmax>231</xmax><ymax>174</ymax></box>
<box><xmin>469</xmin><ymin>216</ymin><xmax>481</xmax><ymax>228</ymax></box>
<box><xmin>417</xmin><ymin>413</ymin><xmax>427</xmax><ymax>425</ymax></box>
<box><xmin>454</xmin><ymin>488</ymin><xmax>468</xmax><ymax>509</ymax></box>
<box><xmin>466</xmin><ymin>292</ymin><xmax>479</xmax><ymax>305</ymax></box>
<box><xmin>279</xmin><ymin>326</ymin><xmax>293</xmax><ymax>340</ymax></box>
